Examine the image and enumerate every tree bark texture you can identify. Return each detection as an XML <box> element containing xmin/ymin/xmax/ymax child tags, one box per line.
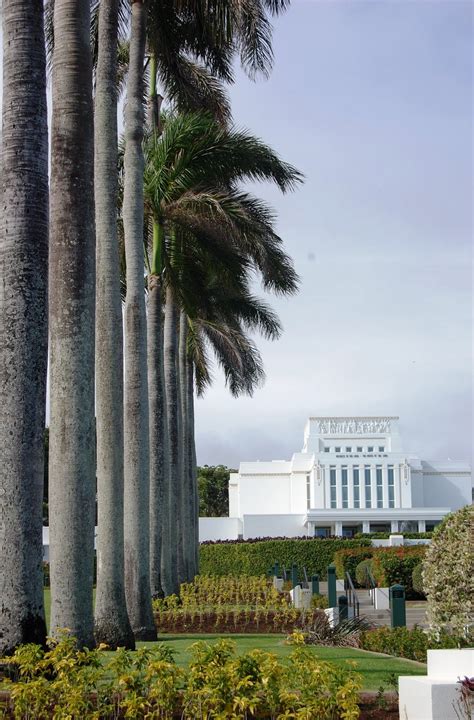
<box><xmin>178</xmin><ymin>312</ymin><xmax>194</xmax><ymax>581</ymax></box>
<box><xmin>94</xmin><ymin>0</ymin><xmax>135</xmax><ymax>649</ymax></box>
<box><xmin>163</xmin><ymin>286</ymin><xmax>182</xmax><ymax>594</ymax></box>
<box><xmin>122</xmin><ymin>0</ymin><xmax>156</xmax><ymax>640</ymax></box>
<box><xmin>0</xmin><ymin>0</ymin><xmax>48</xmax><ymax>654</ymax></box>
<box><xmin>148</xmin><ymin>277</ymin><xmax>169</xmax><ymax>598</ymax></box>
<box><xmin>187</xmin><ymin>360</ymin><xmax>200</xmax><ymax>576</ymax></box>
<box><xmin>49</xmin><ymin>0</ymin><xmax>96</xmax><ymax>648</ymax></box>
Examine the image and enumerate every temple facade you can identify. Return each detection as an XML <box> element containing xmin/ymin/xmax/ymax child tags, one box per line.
<box><xmin>199</xmin><ymin>415</ymin><xmax>472</xmax><ymax>541</ymax></box>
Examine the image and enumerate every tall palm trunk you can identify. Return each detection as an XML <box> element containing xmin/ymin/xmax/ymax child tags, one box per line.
<box><xmin>123</xmin><ymin>0</ymin><xmax>156</xmax><ymax>640</ymax></box>
<box><xmin>49</xmin><ymin>0</ymin><xmax>95</xmax><ymax>647</ymax></box>
<box><xmin>0</xmin><ymin>0</ymin><xmax>48</xmax><ymax>654</ymax></box>
<box><xmin>163</xmin><ymin>285</ymin><xmax>182</xmax><ymax>594</ymax></box>
<box><xmin>94</xmin><ymin>0</ymin><xmax>134</xmax><ymax>649</ymax></box>
<box><xmin>186</xmin><ymin>360</ymin><xmax>200</xmax><ymax>575</ymax></box>
<box><xmin>178</xmin><ymin>312</ymin><xmax>194</xmax><ymax>581</ymax></box>
<box><xmin>148</xmin><ymin>220</ymin><xmax>169</xmax><ymax>598</ymax></box>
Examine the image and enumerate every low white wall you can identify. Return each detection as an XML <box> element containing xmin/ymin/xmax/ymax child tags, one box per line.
<box><xmin>199</xmin><ymin>517</ymin><xmax>242</xmax><ymax>542</ymax></box>
<box><xmin>242</xmin><ymin>514</ymin><xmax>306</xmax><ymax>540</ymax></box>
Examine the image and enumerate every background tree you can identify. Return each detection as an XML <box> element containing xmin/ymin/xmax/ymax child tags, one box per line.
<box><xmin>197</xmin><ymin>466</ymin><xmax>235</xmax><ymax>517</ymax></box>
<box><xmin>0</xmin><ymin>0</ymin><xmax>49</xmax><ymax>654</ymax></box>
<box><xmin>48</xmin><ymin>0</ymin><xmax>96</xmax><ymax>648</ymax></box>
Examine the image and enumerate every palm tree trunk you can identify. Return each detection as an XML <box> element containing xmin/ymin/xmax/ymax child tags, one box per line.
<box><xmin>163</xmin><ymin>285</ymin><xmax>182</xmax><ymax>594</ymax></box>
<box><xmin>0</xmin><ymin>0</ymin><xmax>48</xmax><ymax>654</ymax></box>
<box><xmin>148</xmin><ymin>220</ymin><xmax>169</xmax><ymax>598</ymax></box>
<box><xmin>178</xmin><ymin>312</ymin><xmax>194</xmax><ymax>581</ymax></box>
<box><xmin>94</xmin><ymin>0</ymin><xmax>135</xmax><ymax>649</ymax></box>
<box><xmin>187</xmin><ymin>360</ymin><xmax>200</xmax><ymax>575</ymax></box>
<box><xmin>49</xmin><ymin>0</ymin><xmax>95</xmax><ymax>648</ymax></box>
<box><xmin>122</xmin><ymin>0</ymin><xmax>156</xmax><ymax>641</ymax></box>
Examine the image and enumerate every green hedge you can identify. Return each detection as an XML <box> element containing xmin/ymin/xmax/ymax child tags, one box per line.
<box><xmin>199</xmin><ymin>538</ymin><xmax>371</xmax><ymax>577</ymax></box>
<box><xmin>333</xmin><ymin>547</ymin><xmax>374</xmax><ymax>582</ymax></box>
<box><xmin>412</xmin><ymin>563</ymin><xmax>424</xmax><ymax>596</ymax></box>
<box><xmin>354</xmin><ymin>532</ymin><xmax>433</xmax><ymax>539</ymax></box>
<box><xmin>359</xmin><ymin>626</ymin><xmax>463</xmax><ymax>663</ymax></box>
<box><xmin>371</xmin><ymin>546</ymin><xmax>426</xmax><ymax>598</ymax></box>
<box><xmin>333</xmin><ymin>546</ymin><xmax>427</xmax><ymax>596</ymax></box>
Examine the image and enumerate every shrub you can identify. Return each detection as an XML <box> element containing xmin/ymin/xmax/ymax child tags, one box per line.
<box><xmin>371</xmin><ymin>546</ymin><xmax>426</xmax><ymax>598</ymax></box>
<box><xmin>310</xmin><ymin>593</ymin><xmax>329</xmax><ymax>610</ymax></box>
<box><xmin>412</xmin><ymin>563</ymin><xmax>424</xmax><ymax>596</ymax></box>
<box><xmin>333</xmin><ymin>547</ymin><xmax>374</xmax><ymax>582</ymax></box>
<box><xmin>199</xmin><ymin>537</ymin><xmax>371</xmax><ymax>577</ymax></box>
<box><xmin>2</xmin><ymin>635</ymin><xmax>362</xmax><ymax>720</ymax></box>
<box><xmin>354</xmin><ymin>532</ymin><xmax>433</xmax><ymax>539</ymax></box>
<box><xmin>355</xmin><ymin>559</ymin><xmax>374</xmax><ymax>587</ymax></box>
<box><xmin>423</xmin><ymin>505</ymin><xmax>474</xmax><ymax>638</ymax></box>
<box><xmin>359</xmin><ymin>626</ymin><xmax>466</xmax><ymax>663</ymax></box>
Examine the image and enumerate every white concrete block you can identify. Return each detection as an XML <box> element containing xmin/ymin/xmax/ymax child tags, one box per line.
<box><xmin>374</xmin><ymin>587</ymin><xmax>390</xmax><ymax>610</ymax></box>
<box><xmin>398</xmin><ymin>676</ymin><xmax>471</xmax><ymax>720</ymax></box>
<box><xmin>427</xmin><ymin>648</ymin><xmax>474</xmax><ymax>680</ymax></box>
<box><xmin>336</xmin><ymin>579</ymin><xmax>345</xmax><ymax>591</ymax></box>
<box><xmin>272</xmin><ymin>577</ymin><xmax>284</xmax><ymax>592</ymax></box>
<box><xmin>389</xmin><ymin>534</ymin><xmax>404</xmax><ymax>546</ymax></box>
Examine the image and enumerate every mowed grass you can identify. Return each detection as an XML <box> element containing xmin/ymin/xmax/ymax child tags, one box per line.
<box><xmin>43</xmin><ymin>590</ymin><xmax>425</xmax><ymax>691</ymax></box>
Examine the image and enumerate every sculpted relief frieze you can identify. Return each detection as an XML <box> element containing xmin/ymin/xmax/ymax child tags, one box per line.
<box><xmin>315</xmin><ymin>418</ymin><xmax>392</xmax><ymax>435</ymax></box>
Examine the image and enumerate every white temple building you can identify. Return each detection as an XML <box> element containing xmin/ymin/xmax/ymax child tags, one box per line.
<box><xmin>199</xmin><ymin>416</ymin><xmax>472</xmax><ymax>541</ymax></box>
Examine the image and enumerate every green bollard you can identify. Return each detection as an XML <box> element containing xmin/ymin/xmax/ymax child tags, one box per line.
<box><xmin>291</xmin><ymin>564</ymin><xmax>299</xmax><ymax>588</ymax></box>
<box><xmin>390</xmin><ymin>584</ymin><xmax>406</xmax><ymax>627</ymax></box>
<box><xmin>311</xmin><ymin>574</ymin><xmax>320</xmax><ymax>595</ymax></box>
<box><xmin>338</xmin><ymin>594</ymin><xmax>348</xmax><ymax>622</ymax></box>
<box><xmin>327</xmin><ymin>564</ymin><xmax>337</xmax><ymax>608</ymax></box>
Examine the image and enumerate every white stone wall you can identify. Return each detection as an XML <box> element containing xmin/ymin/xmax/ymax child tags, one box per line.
<box><xmin>199</xmin><ymin>517</ymin><xmax>242</xmax><ymax>542</ymax></box>
<box><xmin>242</xmin><ymin>514</ymin><xmax>306</xmax><ymax>540</ymax></box>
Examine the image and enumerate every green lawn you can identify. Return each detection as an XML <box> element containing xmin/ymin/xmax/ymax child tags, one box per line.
<box><xmin>43</xmin><ymin>589</ymin><xmax>425</xmax><ymax>691</ymax></box>
<box><xmin>136</xmin><ymin>634</ymin><xmax>426</xmax><ymax>691</ymax></box>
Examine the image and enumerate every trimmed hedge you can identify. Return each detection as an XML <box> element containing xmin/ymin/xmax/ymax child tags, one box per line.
<box><xmin>333</xmin><ymin>545</ymin><xmax>427</xmax><ymax>596</ymax></box>
<box><xmin>359</xmin><ymin>626</ymin><xmax>464</xmax><ymax>663</ymax></box>
<box><xmin>199</xmin><ymin>537</ymin><xmax>371</xmax><ymax>577</ymax></box>
<box><xmin>333</xmin><ymin>547</ymin><xmax>374</xmax><ymax>583</ymax></box>
<box><xmin>354</xmin><ymin>532</ymin><xmax>433</xmax><ymax>540</ymax></box>
<box><xmin>371</xmin><ymin>546</ymin><xmax>426</xmax><ymax>598</ymax></box>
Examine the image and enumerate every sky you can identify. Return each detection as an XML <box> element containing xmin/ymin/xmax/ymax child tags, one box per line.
<box><xmin>193</xmin><ymin>0</ymin><xmax>473</xmax><ymax>468</ymax></box>
<box><xmin>1</xmin><ymin>1</ymin><xmax>472</xmax><ymax>469</ymax></box>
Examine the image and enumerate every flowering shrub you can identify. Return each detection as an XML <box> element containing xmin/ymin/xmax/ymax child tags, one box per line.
<box><xmin>371</xmin><ymin>546</ymin><xmax>426</xmax><ymax>598</ymax></box>
<box><xmin>1</xmin><ymin>635</ymin><xmax>362</xmax><ymax>719</ymax></box>
<box><xmin>422</xmin><ymin>505</ymin><xmax>474</xmax><ymax>639</ymax></box>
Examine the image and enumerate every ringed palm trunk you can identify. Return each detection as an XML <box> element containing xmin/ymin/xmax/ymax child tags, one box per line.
<box><xmin>94</xmin><ymin>0</ymin><xmax>134</xmax><ymax>649</ymax></box>
<box><xmin>122</xmin><ymin>0</ymin><xmax>156</xmax><ymax>640</ymax></box>
<box><xmin>148</xmin><ymin>221</ymin><xmax>169</xmax><ymax>597</ymax></box>
<box><xmin>49</xmin><ymin>0</ymin><xmax>96</xmax><ymax>647</ymax></box>
<box><xmin>163</xmin><ymin>285</ymin><xmax>183</xmax><ymax>594</ymax></box>
<box><xmin>0</xmin><ymin>0</ymin><xmax>48</xmax><ymax>654</ymax></box>
<box><xmin>178</xmin><ymin>312</ymin><xmax>194</xmax><ymax>581</ymax></box>
<box><xmin>187</xmin><ymin>360</ymin><xmax>200</xmax><ymax>575</ymax></box>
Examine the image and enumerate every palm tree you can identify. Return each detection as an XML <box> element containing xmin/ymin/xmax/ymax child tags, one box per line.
<box><xmin>94</xmin><ymin>0</ymin><xmax>135</xmax><ymax>649</ymax></box>
<box><xmin>0</xmin><ymin>0</ymin><xmax>49</xmax><ymax>654</ymax></box>
<box><xmin>122</xmin><ymin>0</ymin><xmax>156</xmax><ymax>640</ymax></box>
<box><xmin>140</xmin><ymin>111</ymin><xmax>301</xmax><ymax>587</ymax></box>
<box><xmin>48</xmin><ymin>0</ymin><xmax>96</xmax><ymax>647</ymax></box>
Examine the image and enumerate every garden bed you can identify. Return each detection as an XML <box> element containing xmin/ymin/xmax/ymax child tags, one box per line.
<box><xmin>154</xmin><ymin>608</ymin><xmax>322</xmax><ymax>634</ymax></box>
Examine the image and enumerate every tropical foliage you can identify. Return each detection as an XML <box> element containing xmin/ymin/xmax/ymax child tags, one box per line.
<box><xmin>198</xmin><ymin>466</ymin><xmax>235</xmax><ymax>517</ymax></box>
<box><xmin>0</xmin><ymin>635</ymin><xmax>362</xmax><ymax>720</ymax></box>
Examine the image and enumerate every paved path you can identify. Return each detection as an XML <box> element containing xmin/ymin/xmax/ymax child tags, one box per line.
<box><xmin>351</xmin><ymin>589</ymin><xmax>428</xmax><ymax>628</ymax></box>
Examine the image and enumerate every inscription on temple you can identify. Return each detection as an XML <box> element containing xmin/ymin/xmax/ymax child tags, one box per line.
<box><xmin>316</xmin><ymin>418</ymin><xmax>392</xmax><ymax>434</ymax></box>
